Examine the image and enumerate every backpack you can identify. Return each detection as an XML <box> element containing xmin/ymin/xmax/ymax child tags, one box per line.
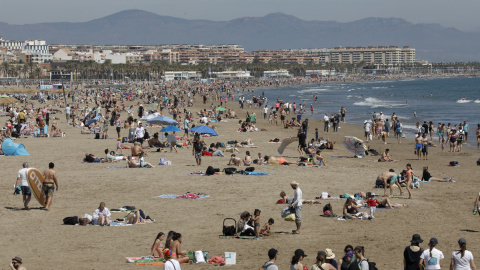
<box><xmin>395</xmin><ymin>122</ymin><xmax>401</xmax><ymax>131</ymax></box>
<box><xmin>362</xmin><ymin>259</ymin><xmax>378</xmax><ymax>270</ymax></box>
<box><xmin>222</xmin><ymin>218</ymin><xmax>236</xmax><ymax>236</ymax></box>
<box><xmin>206</xmin><ymin>166</ymin><xmax>220</xmax><ymax>175</ymax></box>
<box><xmin>323</xmin><ymin>203</ymin><xmax>331</xmax><ymax>214</ymax></box>
<box><xmin>245</xmin><ymin>167</ymin><xmax>255</xmax><ymax>172</ymax></box>
<box><xmin>261</xmin><ymin>262</ymin><xmax>276</xmax><ymax>270</ymax></box>
<box><xmin>63</xmin><ymin>216</ymin><xmax>79</xmax><ymax>225</ymax></box>
<box><xmin>477</xmin><ymin>158</ymin><xmax>480</xmax><ymax>166</ymax></box>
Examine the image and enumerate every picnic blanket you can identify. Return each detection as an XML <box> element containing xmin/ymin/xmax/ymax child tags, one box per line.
<box><xmin>245</xmin><ymin>172</ymin><xmax>277</xmax><ymax>175</ymax></box>
<box><xmin>109</xmin><ymin>221</ymin><xmax>132</xmax><ymax>226</ymax></box>
<box><xmin>152</xmin><ymin>194</ymin><xmax>210</xmax><ymax>199</ymax></box>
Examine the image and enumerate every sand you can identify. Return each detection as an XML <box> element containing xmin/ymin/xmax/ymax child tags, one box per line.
<box><xmin>1</xmin><ymin>93</ymin><xmax>479</xmax><ymax>269</ymax></box>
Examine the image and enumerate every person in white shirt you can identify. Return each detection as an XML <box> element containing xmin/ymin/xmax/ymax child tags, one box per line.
<box><xmin>92</xmin><ymin>202</ymin><xmax>111</xmax><ymax>226</ymax></box>
<box><xmin>135</xmin><ymin>122</ymin><xmax>145</xmax><ymax>145</ymax></box>
<box><xmin>290</xmin><ymin>181</ymin><xmax>303</xmax><ymax>234</ymax></box>
<box><xmin>419</xmin><ymin>238</ymin><xmax>444</xmax><ymax>270</ymax></box>
<box><xmin>15</xmin><ymin>162</ymin><xmax>31</xmax><ymax>210</ymax></box>
<box><xmin>450</xmin><ymin>238</ymin><xmax>476</xmax><ymax>270</ymax></box>
<box><xmin>163</xmin><ymin>248</ymin><xmax>181</xmax><ymax>270</ymax></box>
<box><xmin>364</xmin><ymin>121</ymin><xmax>372</xmax><ymax>142</ymax></box>
<box><xmin>323</xmin><ymin>113</ymin><xmax>330</xmax><ymax>132</ymax></box>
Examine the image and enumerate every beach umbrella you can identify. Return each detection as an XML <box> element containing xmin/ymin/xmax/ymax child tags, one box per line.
<box><xmin>342</xmin><ymin>136</ymin><xmax>367</xmax><ymax>157</ymax></box>
<box><xmin>1</xmin><ymin>138</ymin><xmax>29</xmax><ymax>156</ymax></box>
<box><xmin>216</xmin><ymin>106</ymin><xmax>226</xmax><ymax>111</ymax></box>
<box><xmin>160</xmin><ymin>126</ymin><xmax>182</xmax><ymax>132</ymax></box>
<box><xmin>189</xmin><ymin>126</ymin><xmax>218</xmax><ymax>136</ymax></box>
<box><xmin>147</xmin><ymin>116</ymin><xmax>178</xmax><ymax>126</ymax></box>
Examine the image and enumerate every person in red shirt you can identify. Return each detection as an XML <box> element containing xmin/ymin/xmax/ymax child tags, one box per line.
<box><xmin>368</xmin><ymin>193</ymin><xmax>381</xmax><ymax>218</ymax></box>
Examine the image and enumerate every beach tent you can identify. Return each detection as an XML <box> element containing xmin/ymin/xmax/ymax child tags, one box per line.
<box><xmin>1</xmin><ymin>138</ymin><xmax>29</xmax><ymax>155</ymax></box>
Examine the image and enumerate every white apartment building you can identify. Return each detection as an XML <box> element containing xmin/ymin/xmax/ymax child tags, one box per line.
<box><xmin>212</xmin><ymin>70</ymin><xmax>251</xmax><ymax>79</ymax></box>
<box><xmin>0</xmin><ymin>37</ymin><xmax>52</xmax><ymax>63</ymax></box>
<box><xmin>164</xmin><ymin>71</ymin><xmax>202</xmax><ymax>81</ymax></box>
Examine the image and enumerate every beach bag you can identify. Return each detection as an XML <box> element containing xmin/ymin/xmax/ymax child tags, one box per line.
<box><xmin>206</xmin><ymin>166</ymin><xmax>220</xmax><ymax>175</ymax></box>
<box><xmin>450</xmin><ymin>161</ymin><xmax>459</xmax><ymax>166</ymax></box>
<box><xmin>63</xmin><ymin>216</ymin><xmax>79</xmax><ymax>225</ymax></box>
<box><xmin>222</xmin><ymin>218</ymin><xmax>236</xmax><ymax>236</ymax></box>
<box><xmin>195</xmin><ymin>250</ymin><xmax>206</xmax><ymax>263</ymax></box>
<box><xmin>281</xmin><ymin>206</ymin><xmax>293</xmax><ymax>218</ymax></box>
<box><xmin>224</xmin><ymin>167</ymin><xmax>237</xmax><ymax>175</ymax></box>
<box><xmin>284</xmin><ymin>213</ymin><xmax>296</xmax><ymax>221</ymax></box>
<box><xmin>245</xmin><ymin>167</ymin><xmax>255</xmax><ymax>172</ymax></box>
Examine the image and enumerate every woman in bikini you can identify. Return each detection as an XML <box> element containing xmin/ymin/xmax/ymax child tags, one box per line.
<box><xmin>343</xmin><ymin>198</ymin><xmax>360</xmax><ymax>219</ymax></box>
<box><xmin>150</xmin><ymin>232</ymin><xmax>165</xmax><ymax>257</ymax></box>
<box><xmin>170</xmin><ymin>233</ymin><xmax>191</xmax><ymax>264</ymax></box>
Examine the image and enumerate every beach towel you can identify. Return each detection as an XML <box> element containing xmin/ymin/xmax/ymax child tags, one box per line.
<box><xmin>109</xmin><ymin>221</ymin><xmax>132</xmax><ymax>226</ymax></box>
<box><xmin>152</xmin><ymin>194</ymin><xmax>210</xmax><ymax>199</ymax></box>
<box><xmin>105</xmin><ymin>166</ymin><xmax>128</xmax><ymax>169</ymax></box>
<box><xmin>245</xmin><ymin>172</ymin><xmax>277</xmax><ymax>175</ymax></box>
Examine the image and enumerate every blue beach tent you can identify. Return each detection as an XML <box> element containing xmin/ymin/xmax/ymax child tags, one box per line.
<box><xmin>1</xmin><ymin>138</ymin><xmax>29</xmax><ymax>155</ymax></box>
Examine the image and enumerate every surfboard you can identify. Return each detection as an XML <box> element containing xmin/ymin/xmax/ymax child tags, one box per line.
<box><xmin>27</xmin><ymin>168</ymin><xmax>46</xmax><ymax>207</ymax></box>
<box><xmin>277</xmin><ymin>137</ymin><xmax>297</xmax><ymax>154</ymax></box>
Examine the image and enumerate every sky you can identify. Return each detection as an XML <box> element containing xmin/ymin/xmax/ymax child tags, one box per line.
<box><xmin>1</xmin><ymin>0</ymin><xmax>480</xmax><ymax>32</ymax></box>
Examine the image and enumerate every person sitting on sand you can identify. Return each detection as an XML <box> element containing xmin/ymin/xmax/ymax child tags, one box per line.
<box><xmin>92</xmin><ymin>202</ymin><xmax>111</xmax><ymax>226</ymax></box>
<box><xmin>123</xmin><ymin>210</ymin><xmax>154</xmax><ymax>224</ymax></box>
<box><xmin>126</xmin><ymin>154</ymin><xmax>154</xmax><ymax>168</ymax></box>
<box><xmin>244</xmin><ymin>151</ymin><xmax>252</xmax><ymax>166</ymax></box>
<box><xmin>131</xmin><ymin>141</ymin><xmax>146</xmax><ymax>157</ymax></box>
<box><xmin>237</xmin><ymin>211</ymin><xmax>255</xmax><ymax>236</ymax></box>
<box><xmin>228</xmin><ymin>154</ymin><xmax>241</xmax><ymax>166</ymax></box>
<box><xmin>378</xmin><ymin>169</ymin><xmax>403</xmax><ymax>197</ymax></box>
<box><xmin>147</xmin><ymin>133</ymin><xmax>162</xmax><ymax>148</ymax></box>
<box><xmin>150</xmin><ymin>232</ymin><xmax>165</xmax><ymax>257</ymax></box>
<box><xmin>313</xmin><ymin>150</ymin><xmax>327</xmax><ymax>166</ymax></box>
<box><xmin>421</xmin><ymin>166</ymin><xmax>454</xmax><ymax>182</ymax></box>
<box><xmin>378</xmin><ymin>148</ymin><xmax>397</xmax><ymax>162</ymax></box>
<box><xmin>264</xmin><ymin>155</ymin><xmax>298</xmax><ymax>165</ymax></box>
<box><xmin>170</xmin><ymin>233</ymin><xmax>191</xmax><ymax>264</ymax></box>
<box><xmin>343</xmin><ymin>198</ymin><xmax>360</xmax><ymax>219</ymax></box>
<box><xmin>260</xmin><ymin>218</ymin><xmax>274</xmax><ymax>236</ymax></box>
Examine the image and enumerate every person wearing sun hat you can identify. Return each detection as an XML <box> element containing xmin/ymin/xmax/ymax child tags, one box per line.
<box><xmin>10</xmin><ymin>256</ymin><xmax>26</xmax><ymax>270</ymax></box>
<box><xmin>404</xmin><ymin>234</ymin><xmax>424</xmax><ymax>270</ymax></box>
<box><xmin>325</xmin><ymin>248</ymin><xmax>338</xmax><ymax>269</ymax></box>
<box><xmin>451</xmin><ymin>238</ymin><xmax>476</xmax><ymax>270</ymax></box>
<box><xmin>163</xmin><ymin>248</ymin><xmax>181</xmax><ymax>270</ymax></box>
<box><xmin>419</xmin><ymin>237</ymin><xmax>444</xmax><ymax>270</ymax></box>
<box><xmin>290</xmin><ymin>181</ymin><xmax>302</xmax><ymax>234</ymax></box>
<box><xmin>312</xmin><ymin>250</ymin><xmax>336</xmax><ymax>270</ymax></box>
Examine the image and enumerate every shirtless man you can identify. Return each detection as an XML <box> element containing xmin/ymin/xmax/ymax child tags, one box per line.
<box><xmin>131</xmin><ymin>142</ymin><xmax>146</xmax><ymax>157</ymax></box>
<box><xmin>313</xmin><ymin>150</ymin><xmax>327</xmax><ymax>166</ymax></box>
<box><xmin>244</xmin><ymin>151</ymin><xmax>253</xmax><ymax>166</ymax></box>
<box><xmin>379</xmin><ymin>149</ymin><xmax>396</xmax><ymax>162</ymax></box>
<box><xmin>377</xmin><ymin>169</ymin><xmax>403</xmax><ymax>197</ymax></box>
<box><xmin>43</xmin><ymin>162</ymin><xmax>58</xmax><ymax>211</ymax></box>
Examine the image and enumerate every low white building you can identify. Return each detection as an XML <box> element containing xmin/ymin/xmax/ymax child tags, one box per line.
<box><xmin>212</xmin><ymin>70</ymin><xmax>251</xmax><ymax>79</ymax></box>
<box><xmin>305</xmin><ymin>70</ymin><xmax>336</xmax><ymax>77</ymax></box>
<box><xmin>164</xmin><ymin>71</ymin><xmax>202</xmax><ymax>81</ymax></box>
<box><xmin>264</xmin><ymin>69</ymin><xmax>291</xmax><ymax>78</ymax></box>
<box><xmin>105</xmin><ymin>53</ymin><xmax>127</xmax><ymax>64</ymax></box>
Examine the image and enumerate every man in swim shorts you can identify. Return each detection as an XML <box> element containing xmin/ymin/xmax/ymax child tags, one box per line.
<box><xmin>378</xmin><ymin>169</ymin><xmax>403</xmax><ymax>197</ymax></box>
<box><xmin>415</xmin><ymin>133</ymin><xmax>423</xmax><ymax>160</ymax></box>
<box><xmin>43</xmin><ymin>162</ymin><xmax>59</xmax><ymax>211</ymax></box>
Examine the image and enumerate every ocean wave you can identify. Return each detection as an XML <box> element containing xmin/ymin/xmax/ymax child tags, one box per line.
<box><xmin>299</xmin><ymin>88</ymin><xmax>329</xmax><ymax>93</ymax></box>
<box><xmin>474</xmin><ymin>100</ymin><xmax>480</xmax><ymax>103</ymax></box>
<box><xmin>456</xmin><ymin>99</ymin><xmax>472</xmax><ymax>103</ymax></box>
<box><xmin>353</xmin><ymin>97</ymin><xmax>407</xmax><ymax>109</ymax></box>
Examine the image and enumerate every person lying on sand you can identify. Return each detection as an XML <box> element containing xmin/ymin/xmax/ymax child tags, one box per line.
<box><xmin>83</xmin><ymin>153</ymin><xmax>107</xmax><ymax>163</ymax></box>
<box><xmin>362</xmin><ymin>192</ymin><xmax>407</xmax><ymax>208</ymax></box>
<box><xmin>122</xmin><ymin>210</ymin><xmax>154</xmax><ymax>224</ymax></box>
<box><xmin>264</xmin><ymin>155</ymin><xmax>298</xmax><ymax>165</ymax></box>
<box><xmin>126</xmin><ymin>154</ymin><xmax>154</xmax><ymax>168</ymax></box>
<box><xmin>421</xmin><ymin>166</ymin><xmax>454</xmax><ymax>182</ymax></box>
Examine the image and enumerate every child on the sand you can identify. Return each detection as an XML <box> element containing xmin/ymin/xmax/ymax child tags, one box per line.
<box><xmin>260</xmin><ymin>218</ymin><xmax>274</xmax><ymax>236</ymax></box>
<box><xmin>251</xmin><ymin>209</ymin><xmax>261</xmax><ymax>239</ymax></box>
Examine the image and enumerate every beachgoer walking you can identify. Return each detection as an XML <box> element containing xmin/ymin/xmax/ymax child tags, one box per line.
<box><xmin>43</xmin><ymin>162</ymin><xmax>58</xmax><ymax>211</ymax></box>
<box><xmin>395</xmin><ymin>120</ymin><xmax>403</xmax><ymax>144</ymax></box>
<box><xmin>193</xmin><ymin>136</ymin><xmax>203</xmax><ymax>166</ymax></box>
<box><xmin>404</xmin><ymin>234</ymin><xmax>423</xmax><ymax>270</ymax></box>
<box><xmin>261</xmin><ymin>248</ymin><xmax>279</xmax><ymax>270</ymax></box>
<box><xmin>450</xmin><ymin>238</ymin><xmax>476</xmax><ymax>270</ymax></box>
<box><xmin>135</xmin><ymin>122</ymin><xmax>145</xmax><ymax>145</ymax></box>
<box><xmin>298</xmin><ymin>130</ymin><xmax>307</xmax><ymax>156</ymax></box>
<box><xmin>15</xmin><ymin>162</ymin><xmax>31</xmax><ymax>210</ymax></box>
<box><xmin>290</xmin><ymin>181</ymin><xmax>302</xmax><ymax>234</ymax></box>
<box><xmin>115</xmin><ymin>115</ymin><xmax>121</xmax><ymax>138</ymax></box>
<box><xmin>422</xmin><ymin>133</ymin><xmax>429</xmax><ymax>160</ymax></box>
<box><xmin>341</xmin><ymin>107</ymin><xmax>346</xmax><ymax>122</ymax></box>
<box><xmin>324</xmin><ymin>113</ymin><xmax>329</xmax><ymax>132</ymax></box>
<box><xmin>312</xmin><ymin>251</ymin><xmax>336</xmax><ymax>270</ymax></box>
<box><xmin>364</xmin><ymin>120</ymin><xmax>371</xmax><ymax>142</ymax></box>
<box><xmin>352</xmin><ymin>246</ymin><xmax>369</xmax><ymax>270</ymax></box>
<box><xmin>405</xmin><ymin>163</ymin><xmax>414</xmax><ymax>199</ymax></box>
<box><xmin>419</xmin><ymin>238</ymin><xmax>444</xmax><ymax>270</ymax></box>
<box><xmin>291</xmin><ymin>249</ymin><xmax>308</xmax><ymax>270</ymax></box>
<box><xmin>463</xmin><ymin>121</ymin><xmax>469</xmax><ymax>142</ymax></box>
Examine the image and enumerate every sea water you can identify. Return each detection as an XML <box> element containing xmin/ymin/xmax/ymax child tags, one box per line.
<box><xmin>253</xmin><ymin>76</ymin><xmax>480</xmax><ymax>143</ymax></box>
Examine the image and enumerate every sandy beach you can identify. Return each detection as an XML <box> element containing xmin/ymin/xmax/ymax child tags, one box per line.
<box><xmin>1</xmin><ymin>87</ymin><xmax>479</xmax><ymax>270</ymax></box>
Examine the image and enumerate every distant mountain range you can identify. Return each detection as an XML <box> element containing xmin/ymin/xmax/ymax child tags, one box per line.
<box><xmin>1</xmin><ymin>9</ymin><xmax>479</xmax><ymax>62</ymax></box>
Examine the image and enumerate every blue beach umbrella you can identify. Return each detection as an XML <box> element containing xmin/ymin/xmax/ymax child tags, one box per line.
<box><xmin>160</xmin><ymin>126</ymin><xmax>182</xmax><ymax>132</ymax></box>
<box><xmin>147</xmin><ymin>116</ymin><xmax>178</xmax><ymax>126</ymax></box>
<box><xmin>189</xmin><ymin>126</ymin><xmax>218</xmax><ymax>136</ymax></box>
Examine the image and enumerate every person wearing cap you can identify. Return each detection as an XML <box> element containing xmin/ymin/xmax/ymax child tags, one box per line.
<box><xmin>291</xmin><ymin>249</ymin><xmax>308</xmax><ymax>270</ymax></box>
<box><xmin>15</xmin><ymin>162</ymin><xmax>31</xmax><ymax>210</ymax></box>
<box><xmin>404</xmin><ymin>234</ymin><xmax>424</xmax><ymax>270</ymax></box>
<box><xmin>261</xmin><ymin>248</ymin><xmax>278</xmax><ymax>270</ymax></box>
<box><xmin>290</xmin><ymin>181</ymin><xmax>302</xmax><ymax>234</ymax></box>
<box><xmin>419</xmin><ymin>238</ymin><xmax>444</xmax><ymax>270</ymax></box>
<box><xmin>450</xmin><ymin>238</ymin><xmax>476</xmax><ymax>270</ymax></box>
<box><xmin>10</xmin><ymin>256</ymin><xmax>26</xmax><ymax>270</ymax></box>
<box><xmin>312</xmin><ymin>250</ymin><xmax>336</xmax><ymax>270</ymax></box>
